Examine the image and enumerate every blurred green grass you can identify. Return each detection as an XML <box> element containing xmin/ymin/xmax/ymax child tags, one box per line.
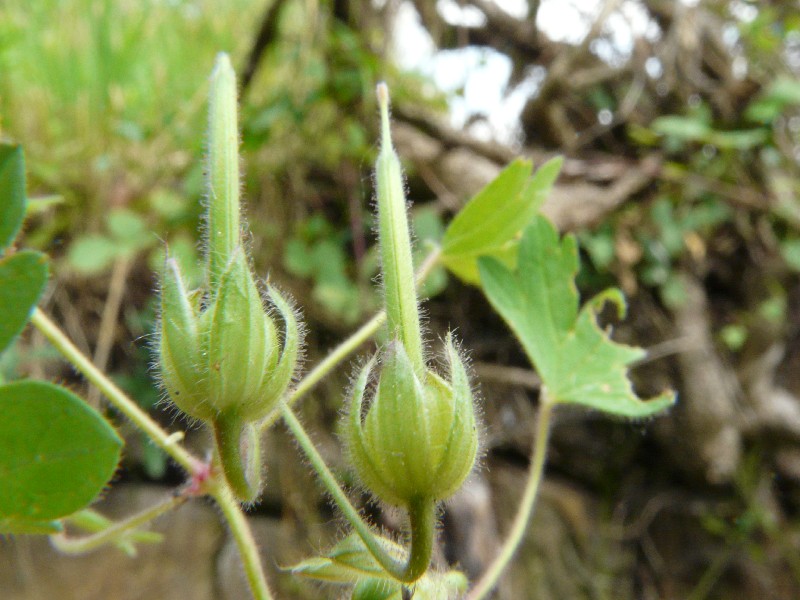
<box><xmin>0</xmin><ymin>0</ymin><xmax>262</xmax><ymax>227</ymax></box>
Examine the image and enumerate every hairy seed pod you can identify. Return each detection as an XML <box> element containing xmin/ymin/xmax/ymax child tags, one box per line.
<box><xmin>156</xmin><ymin>53</ymin><xmax>302</xmax><ymax>502</ymax></box>
<box><xmin>345</xmin><ymin>335</ymin><xmax>478</xmax><ymax>507</ymax></box>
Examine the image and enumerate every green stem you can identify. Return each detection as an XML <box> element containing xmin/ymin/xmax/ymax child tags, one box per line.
<box><xmin>209</xmin><ymin>483</ymin><xmax>274</xmax><ymax>600</ymax></box>
<box><xmin>50</xmin><ymin>494</ymin><xmax>184</xmax><ymax>555</ymax></box>
<box><xmin>403</xmin><ymin>495</ymin><xmax>436</xmax><ymax>582</ymax></box>
<box><xmin>213</xmin><ymin>410</ymin><xmax>260</xmax><ymax>502</ymax></box>
<box><xmin>260</xmin><ymin>247</ymin><xmax>441</xmax><ymax>433</ymax></box>
<box><xmin>30</xmin><ymin>308</ymin><xmax>201</xmax><ymax>475</ymax></box>
<box><xmin>281</xmin><ymin>402</ymin><xmax>414</xmax><ymax>582</ymax></box>
<box><xmin>466</xmin><ymin>395</ymin><xmax>555</xmax><ymax>600</ymax></box>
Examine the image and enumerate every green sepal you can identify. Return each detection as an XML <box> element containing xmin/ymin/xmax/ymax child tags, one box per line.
<box><xmin>427</xmin><ymin>335</ymin><xmax>478</xmax><ymax>498</ymax></box>
<box><xmin>362</xmin><ymin>343</ymin><xmax>429</xmax><ymax>504</ymax></box>
<box><xmin>346</xmin><ymin>356</ymin><xmax>385</xmax><ymax>500</ymax></box>
<box><xmin>207</xmin><ymin>249</ymin><xmax>273</xmax><ymax>416</ymax></box>
<box><xmin>256</xmin><ymin>285</ymin><xmax>301</xmax><ymax>411</ymax></box>
<box><xmin>158</xmin><ymin>258</ymin><xmax>208</xmax><ymax>420</ymax></box>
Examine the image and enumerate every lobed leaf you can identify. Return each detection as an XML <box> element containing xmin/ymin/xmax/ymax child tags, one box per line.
<box><xmin>442</xmin><ymin>157</ymin><xmax>562</xmax><ymax>284</ymax></box>
<box><xmin>478</xmin><ymin>216</ymin><xmax>675</xmax><ymax>418</ymax></box>
<box><xmin>0</xmin><ymin>381</ymin><xmax>123</xmax><ymax>534</ymax></box>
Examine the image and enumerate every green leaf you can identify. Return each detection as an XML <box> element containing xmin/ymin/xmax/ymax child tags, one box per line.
<box><xmin>66</xmin><ymin>234</ymin><xmax>119</xmax><ymax>274</ymax></box>
<box><xmin>478</xmin><ymin>216</ymin><xmax>675</xmax><ymax>418</ymax></box>
<box><xmin>780</xmin><ymin>238</ymin><xmax>800</xmax><ymax>271</ymax></box>
<box><xmin>0</xmin><ymin>381</ymin><xmax>123</xmax><ymax>534</ymax></box>
<box><xmin>441</xmin><ymin>157</ymin><xmax>562</xmax><ymax>284</ymax></box>
<box><xmin>708</xmin><ymin>128</ymin><xmax>768</xmax><ymax>150</ymax></box>
<box><xmin>25</xmin><ymin>194</ymin><xmax>65</xmax><ymax>217</ymax></box>
<box><xmin>288</xmin><ymin>533</ymin><xmax>403</xmax><ymax>583</ymax></box>
<box><xmin>106</xmin><ymin>208</ymin><xmax>152</xmax><ymax>252</ymax></box>
<box><xmin>651</xmin><ymin>115</ymin><xmax>711</xmax><ymax>142</ymax></box>
<box><xmin>288</xmin><ymin>533</ymin><xmax>467</xmax><ymax>599</ymax></box>
<box><xmin>0</xmin><ymin>517</ymin><xmax>63</xmax><ymax>534</ymax></box>
<box><xmin>0</xmin><ymin>144</ymin><xmax>26</xmax><ymax>253</ymax></box>
<box><xmin>0</xmin><ymin>250</ymin><xmax>49</xmax><ymax>354</ymax></box>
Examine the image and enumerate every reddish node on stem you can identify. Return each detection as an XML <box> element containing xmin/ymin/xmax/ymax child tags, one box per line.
<box><xmin>184</xmin><ymin>458</ymin><xmax>213</xmax><ymax>497</ymax></box>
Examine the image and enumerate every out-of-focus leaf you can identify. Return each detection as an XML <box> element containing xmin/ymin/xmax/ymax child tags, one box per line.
<box><xmin>412</xmin><ymin>206</ymin><xmax>447</xmax><ymax>298</ymax></box>
<box><xmin>0</xmin><ymin>250</ymin><xmax>49</xmax><ymax>354</ymax></box>
<box><xmin>107</xmin><ymin>208</ymin><xmax>151</xmax><ymax>252</ymax></box>
<box><xmin>0</xmin><ymin>381</ymin><xmax>123</xmax><ymax>534</ymax></box>
<box><xmin>67</xmin><ymin>235</ymin><xmax>118</xmax><ymax>274</ymax></box>
<box><xmin>651</xmin><ymin>115</ymin><xmax>711</xmax><ymax>142</ymax></box>
<box><xmin>25</xmin><ymin>195</ymin><xmax>65</xmax><ymax>216</ymax></box>
<box><xmin>781</xmin><ymin>238</ymin><xmax>800</xmax><ymax>272</ymax></box>
<box><xmin>708</xmin><ymin>129</ymin><xmax>768</xmax><ymax>150</ymax></box>
<box><xmin>0</xmin><ymin>144</ymin><xmax>26</xmax><ymax>252</ymax></box>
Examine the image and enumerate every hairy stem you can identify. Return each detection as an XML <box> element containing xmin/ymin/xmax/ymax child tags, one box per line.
<box><xmin>213</xmin><ymin>410</ymin><xmax>260</xmax><ymax>502</ymax></box>
<box><xmin>403</xmin><ymin>495</ymin><xmax>436</xmax><ymax>582</ymax></box>
<box><xmin>210</xmin><ymin>483</ymin><xmax>274</xmax><ymax>600</ymax></box>
<box><xmin>50</xmin><ymin>494</ymin><xmax>184</xmax><ymax>555</ymax></box>
<box><xmin>30</xmin><ymin>308</ymin><xmax>201</xmax><ymax>474</ymax></box>
<box><xmin>282</xmin><ymin>402</ymin><xmax>420</xmax><ymax>582</ymax></box>
<box><xmin>467</xmin><ymin>395</ymin><xmax>555</xmax><ymax>600</ymax></box>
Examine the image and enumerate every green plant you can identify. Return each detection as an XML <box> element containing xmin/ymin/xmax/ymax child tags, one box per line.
<box><xmin>0</xmin><ymin>54</ymin><xmax>675</xmax><ymax>599</ymax></box>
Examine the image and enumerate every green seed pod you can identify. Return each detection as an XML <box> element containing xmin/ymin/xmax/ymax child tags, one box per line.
<box><xmin>345</xmin><ymin>334</ymin><xmax>478</xmax><ymax>507</ymax></box>
<box><xmin>156</xmin><ymin>53</ymin><xmax>302</xmax><ymax>501</ymax></box>
<box><xmin>157</xmin><ymin>249</ymin><xmax>300</xmax><ymax>501</ymax></box>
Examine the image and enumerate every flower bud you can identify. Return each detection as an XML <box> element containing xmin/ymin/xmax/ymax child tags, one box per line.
<box><xmin>344</xmin><ymin>334</ymin><xmax>478</xmax><ymax>507</ymax></box>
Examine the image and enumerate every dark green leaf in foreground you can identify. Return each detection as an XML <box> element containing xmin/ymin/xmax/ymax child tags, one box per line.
<box><xmin>0</xmin><ymin>381</ymin><xmax>123</xmax><ymax>534</ymax></box>
<box><xmin>0</xmin><ymin>250</ymin><xmax>49</xmax><ymax>354</ymax></box>
<box><xmin>0</xmin><ymin>144</ymin><xmax>26</xmax><ymax>253</ymax></box>
<box><xmin>441</xmin><ymin>157</ymin><xmax>562</xmax><ymax>284</ymax></box>
<box><xmin>478</xmin><ymin>216</ymin><xmax>675</xmax><ymax>418</ymax></box>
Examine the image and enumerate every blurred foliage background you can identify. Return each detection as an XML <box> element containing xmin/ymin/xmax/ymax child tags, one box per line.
<box><xmin>3</xmin><ymin>0</ymin><xmax>800</xmax><ymax>598</ymax></box>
